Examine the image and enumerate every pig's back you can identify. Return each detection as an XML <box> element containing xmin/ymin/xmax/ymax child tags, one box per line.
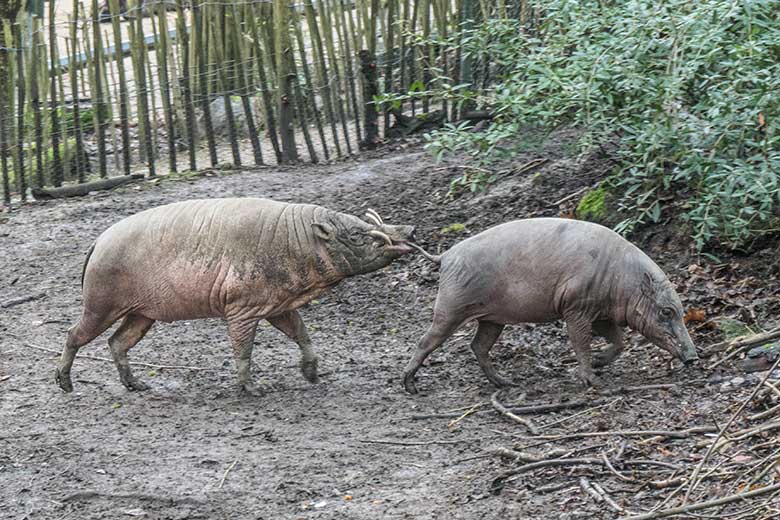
<box><xmin>438</xmin><ymin>218</ymin><xmax>636</xmax><ymax>323</ymax></box>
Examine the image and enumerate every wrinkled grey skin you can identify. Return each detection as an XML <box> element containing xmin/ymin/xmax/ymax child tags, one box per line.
<box><xmin>56</xmin><ymin>198</ymin><xmax>415</xmax><ymax>395</ymax></box>
<box><xmin>403</xmin><ymin>218</ymin><xmax>698</xmax><ymax>394</ymax></box>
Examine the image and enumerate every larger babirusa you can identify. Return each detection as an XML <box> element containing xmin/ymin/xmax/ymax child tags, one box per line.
<box><xmin>403</xmin><ymin>218</ymin><xmax>698</xmax><ymax>394</ymax></box>
<box><xmin>56</xmin><ymin>198</ymin><xmax>416</xmax><ymax>396</ymax></box>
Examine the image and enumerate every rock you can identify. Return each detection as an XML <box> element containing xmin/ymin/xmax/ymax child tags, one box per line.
<box><xmin>198</xmin><ymin>96</ymin><xmax>258</xmax><ymax>140</ymax></box>
<box><xmin>742</xmin><ymin>342</ymin><xmax>780</xmax><ymax>373</ymax></box>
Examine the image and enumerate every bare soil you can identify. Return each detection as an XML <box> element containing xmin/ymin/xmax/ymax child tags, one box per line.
<box><xmin>2</xmin><ymin>135</ymin><xmax>779</xmax><ymax>519</ymax></box>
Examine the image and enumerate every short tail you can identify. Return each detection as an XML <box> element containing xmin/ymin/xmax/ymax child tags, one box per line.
<box><xmin>81</xmin><ymin>243</ymin><xmax>96</xmax><ymax>288</ymax></box>
<box><xmin>408</xmin><ymin>242</ymin><xmax>442</xmax><ymax>264</ymax></box>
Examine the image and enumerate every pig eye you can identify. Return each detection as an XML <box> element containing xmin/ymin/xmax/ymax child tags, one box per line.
<box><xmin>660</xmin><ymin>308</ymin><xmax>675</xmax><ymax>320</ymax></box>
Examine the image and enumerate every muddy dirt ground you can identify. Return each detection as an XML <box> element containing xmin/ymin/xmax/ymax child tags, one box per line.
<box><xmin>2</xmin><ymin>135</ymin><xmax>779</xmax><ymax>519</ymax></box>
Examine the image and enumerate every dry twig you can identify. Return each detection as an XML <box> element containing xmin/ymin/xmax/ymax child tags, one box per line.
<box><xmin>491</xmin><ymin>391</ymin><xmax>539</xmax><ymax>434</ymax></box>
<box><xmin>621</xmin><ymin>482</ymin><xmax>780</xmax><ymax>520</ymax></box>
<box><xmin>218</xmin><ymin>460</ymin><xmax>238</xmax><ymax>489</ymax></box>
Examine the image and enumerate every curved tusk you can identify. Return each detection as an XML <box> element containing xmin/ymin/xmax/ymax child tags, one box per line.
<box><xmin>366</xmin><ymin>208</ymin><xmax>384</xmax><ymax>225</ymax></box>
<box><xmin>364</xmin><ymin>211</ymin><xmax>383</xmax><ymax>227</ymax></box>
<box><xmin>368</xmin><ymin>230</ymin><xmax>393</xmax><ymax>246</ymax></box>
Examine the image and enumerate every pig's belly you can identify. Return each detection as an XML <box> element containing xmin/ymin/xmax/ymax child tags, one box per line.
<box><xmin>480</xmin><ymin>285</ymin><xmax>562</xmax><ymax>325</ymax></box>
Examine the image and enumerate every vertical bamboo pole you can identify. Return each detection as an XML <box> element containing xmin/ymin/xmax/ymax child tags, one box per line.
<box><xmin>193</xmin><ymin>0</ymin><xmax>218</xmax><ymax>167</ymax></box>
<box><xmin>247</xmin><ymin>3</ymin><xmax>282</xmax><ymax>164</ymax></box>
<box><xmin>421</xmin><ymin>0</ymin><xmax>431</xmax><ymax>113</ymax></box>
<box><xmin>105</xmin><ymin>30</ymin><xmax>120</xmax><ymax>174</ymax></box>
<box><xmin>0</xmin><ymin>105</ymin><xmax>9</xmax><ymax>204</ymax></box>
<box><xmin>14</xmin><ymin>23</ymin><xmax>26</xmax><ymax>199</ymax></box>
<box><xmin>108</xmin><ymin>0</ymin><xmax>131</xmax><ymax>175</ymax></box>
<box><xmin>56</xmin><ymin>42</ymin><xmax>72</xmax><ymax>181</ymax></box>
<box><xmin>231</xmin><ymin>4</ymin><xmax>263</xmax><ymax>165</ymax></box>
<box><xmin>154</xmin><ymin>4</ymin><xmax>177</xmax><ymax>172</ymax></box>
<box><xmin>398</xmin><ymin>0</ymin><xmax>409</xmax><ymax>116</ymax></box>
<box><xmin>49</xmin><ymin>2</ymin><xmax>62</xmax><ymax>186</ymax></box>
<box><xmin>91</xmin><ymin>0</ymin><xmax>107</xmax><ymax>178</ymax></box>
<box><xmin>68</xmin><ymin>20</ymin><xmax>86</xmax><ymax>181</ymax></box>
<box><xmin>292</xmin><ymin>8</ymin><xmax>328</xmax><ymax>160</ymax></box>
<box><xmin>273</xmin><ymin>0</ymin><xmax>298</xmax><ymax>163</ymax></box>
<box><xmin>304</xmin><ymin>0</ymin><xmax>341</xmax><ymax>157</ymax></box>
<box><xmin>176</xmin><ymin>0</ymin><xmax>196</xmax><ymax>171</ymax></box>
<box><xmin>30</xmin><ymin>18</ymin><xmax>43</xmax><ymax>188</ymax></box>
<box><xmin>136</xmin><ymin>1</ymin><xmax>156</xmax><ymax>176</ymax></box>
<box><xmin>332</xmin><ymin>0</ymin><xmax>361</xmax><ymax>142</ymax></box>
<box><xmin>316</xmin><ymin>0</ymin><xmax>352</xmax><ymax>155</ymax></box>
<box><xmin>383</xmin><ymin>0</ymin><xmax>396</xmax><ymax>134</ymax></box>
<box><xmin>215</xmin><ymin>2</ymin><xmax>241</xmax><ymax>167</ymax></box>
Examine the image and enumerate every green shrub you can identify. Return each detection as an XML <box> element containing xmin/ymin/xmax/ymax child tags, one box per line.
<box><xmin>389</xmin><ymin>0</ymin><xmax>780</xmax><ymax>250</ymax></box>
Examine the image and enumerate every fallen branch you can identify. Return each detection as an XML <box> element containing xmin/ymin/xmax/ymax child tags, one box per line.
<box><xmin>359</xmin><ymin>438</ymin><xmax>473</xmax><ymax>446</ymax></box>
<box><xmin>620</xmin><ymin>482</ymin><xmax>780</xmax><ymax>520</ymax></box>
<box><xmin>515</xmin><ymin>426</ymin><xmax>717</xmax><ymax>443</ymax></box>
<box><xmin>580</xmin><ymin>477</ymin><xmax>604</xmax><ymax>503</ymax></box>
<box><xmin>0</xmin><ymin>293</ymin><xmax>45</xmax><ymax>308</ymax></box>
<box><xmin>31</xmin><ymin>174</ymin><xmax>145</xmax><ymax>199</ymax></box>
<box><xmin>491</xmin><ymin>391</ymin><xmax>539</xmax><ymax>434</ymax></box>
<box><xmin>491</xmin><ymin>446</ymin><xmax>568</xmax><ymax>464</ymax></box>
<box><xmin>704</xmin><ymin>327</ymin><xmax>780</xmax><ymax>366</ymax></box>
<box><xmin>493</xmin><ymin>456</ymin><xmax>680</xmax><ymax>482</ymax></box>
<box><xmin>23</xmin><ymin>342</ymin><xmax>213</xmax><ymax>371</ymax></box>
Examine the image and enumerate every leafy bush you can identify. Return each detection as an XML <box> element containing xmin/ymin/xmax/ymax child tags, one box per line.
<box><xmin>400</xmin><ymin>0</ymin><xmax>780</xmax><ymax>250</ymax></box>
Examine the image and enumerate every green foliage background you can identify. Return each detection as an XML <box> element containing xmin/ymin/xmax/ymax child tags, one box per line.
<box><xmin>409</xmin><ymin>0</ymin><xmax>780</xmax><ymax>250</ymax></box>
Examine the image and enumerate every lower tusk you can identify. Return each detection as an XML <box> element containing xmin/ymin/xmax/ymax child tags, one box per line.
<box><xmin>368</xmin><ymin>230</ymin><xmax>393</xmax><ymax>246</ymax></box>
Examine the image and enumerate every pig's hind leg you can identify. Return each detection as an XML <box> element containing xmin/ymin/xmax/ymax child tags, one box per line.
<box><xmin>108</xmin><ymin>314</ymin><xmax>155</xmax><ymax>391</ymax></box>
<box><xmin>267</xmin><ymin>310</ymin><xmax>319</xmax><ymax>384</ymax></box>
<box><xmin>227</xmin><ymin>317</ymin><xmax>261</xmax><ymax>396</ymax></box>
<box><xmin>565</xmin><ymin>313</ymin><xmax>602</xmax><ymax>387</ymax></box>
<box><xmin>591</xmin><ymin>321</ymin><xmax>625</xmax><ymax>368</ymax></box>
<box><xmin>56</xmin><ymin>309</ymin><xmax>121</xmax><ymax>393</ymax></box>
<box><xmin>471</xmin><ymin>321</ymin><xmax>515</xmax><ymax>388</ymax></box>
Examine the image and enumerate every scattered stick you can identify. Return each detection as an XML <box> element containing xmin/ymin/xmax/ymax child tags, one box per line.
<box><xmin>552</xmin><ymin>185</ymin><xmax>591</xmax><ymax>207</ymax></box>
<box><xmin>621</xmin><ymin>482</ymin><xmax>780</xmax><ymax>520</ymax></box>
<box><xmin>602</xmin><ymin>452</ymin><xmax>636</xmax><ymax>483</ymax></box>
<box><xmin>22</xmin><ymin>342</ymin><xmax>213</xmax><ymax>371</ymax></box>
<box><xmin>493</xmin><ymin>456</ymin><xmax>680</xmax><ymax>482</ymax></box>
<box><xmin>491</xmin><ymin>446</ymin><xmax>568</xmax><ymax>464</ymax></box>
<box><xmin>683</xmin><ymin>357</ymin><xmax>780</xmax><ymax>503</ymax></box>
<box><xmin>538</xmin><ymin>398</ymin><xmax>621</xmax><ymax>430</ymax></box>
<box><xmin>491</xmin><ymin>391</ymin><xmax>539</xmax><ymax>434</ymax></box>
<box><xmin>748</xmin><ymin>404</ymin><xmax>780</xmax><ymax>421</ymax></box>
<box><xmin>703</xmin><ymin>327</ymin><xmax>780</xmax><ymax>358</ymax></box>
<box><xmin>359</xmin><ymin>438</ymin><xmax>473</xmax><ymax>447</ymax></box>
<box><xmin>218</xmin><ymin>460</ymin><xmax>238</xmax><ymax>489</ymax></box>
<box><xmin>593</xmin><ymin>481</ymin><xmax>627</xmax><ymax>513</ymax></box>
<box><xmin>1</xmin><ymin>293</ymin><xmax>45</xmax><ymax>308</ymax></box>
<box><xmin>447</xmin><ymin>403</ymin><xmax>483</xmax><ymax>430</ymax></box>
<box><xmin>0</xmin><ymin>375</ymin><xmax>11</xmax><ymax>383</ymax></box>
<box><xmin>580</xmin><ymin>477</ymin><xmax>604</xmax><ymax>503</ymax></box>
<box><xmin>515</xmin><ymin>426</ymin><xmax>717</xmax><ymax>443</ymax></box>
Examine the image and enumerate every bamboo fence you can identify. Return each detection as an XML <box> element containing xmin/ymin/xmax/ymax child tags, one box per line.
<box><xmin>0</xmin><ymin>0</ymin><xmax>525</xmax><ymax>203</ymax></box>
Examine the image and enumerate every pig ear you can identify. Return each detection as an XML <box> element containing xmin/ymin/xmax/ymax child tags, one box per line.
<box><xmin>641</xmin><ymin>272</ymin><xmax>656</xmax><ymax>297</ymax></box>
<box><xmin>311</xmin><ymin>221</ymin><xmax>336</xmax><ymax>241</ymax></box>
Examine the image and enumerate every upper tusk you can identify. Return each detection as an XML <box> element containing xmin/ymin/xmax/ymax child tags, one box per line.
<box><xmin>366</xmin><ymin>208</ymin><xmax>384</xmax><ymax>225</ymax></box>
<box><xmin>364</xmin><ymin>211</ymin><xmax>383</xmax><ymax>227</ymax></box>
<box><xmin>368</xmin><ymin>230</ymin><xmax>393</xmax><ymax>246</ymax></box>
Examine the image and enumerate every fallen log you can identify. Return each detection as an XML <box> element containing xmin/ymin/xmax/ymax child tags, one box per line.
<box><xmin>31</xmin><ymin>174</ymin><xmax>145</xmax><ymax>200</ymax></box>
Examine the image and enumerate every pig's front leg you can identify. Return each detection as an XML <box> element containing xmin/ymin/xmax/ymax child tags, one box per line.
<box><xmin>267</xmin><ymin>310</ymin><xmax>319</xmax><ymax>384</ymax></box>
